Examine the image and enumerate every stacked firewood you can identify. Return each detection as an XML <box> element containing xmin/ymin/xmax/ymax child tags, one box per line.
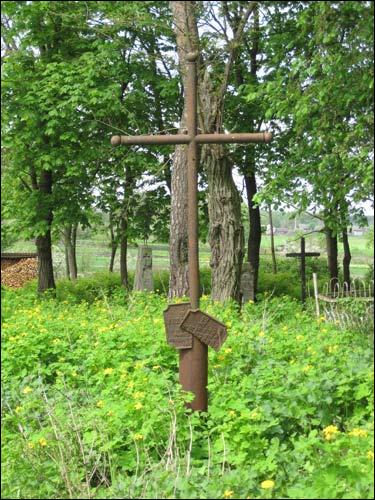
<box><xmin>1</xmin><ymin>258</ymin><xmax>38</xmax><ymax>289</ymax></box>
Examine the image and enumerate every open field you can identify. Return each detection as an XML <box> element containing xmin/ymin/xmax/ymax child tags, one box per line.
<box><xmin>6</xmin><ymin>234</ymin><xmax>373</xmax><ymax>279</ymax></box>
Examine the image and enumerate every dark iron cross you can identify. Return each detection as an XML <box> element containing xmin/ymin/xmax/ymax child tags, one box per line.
<box><xmin>286</xmin><ymin>237</ymin><xmax>320</xmax><ymax>304</ymax></box>
<box><xmin>111</xmin><ymin>51</ymin><xmax>272</xmax><ymax>412</ymax></box>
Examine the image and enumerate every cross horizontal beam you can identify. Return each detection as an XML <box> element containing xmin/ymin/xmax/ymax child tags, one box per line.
<box><xmin>111</xmin><ymin>132</ymin><xmax>272</xmax><ymax>147</ymax></box>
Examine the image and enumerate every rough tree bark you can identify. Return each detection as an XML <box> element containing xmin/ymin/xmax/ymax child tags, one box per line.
<box><xmin>168</xmin><ymin>1</ymin><xmax>198</xmax><ymax>298</ymax></box>
<box><xmin>206</xmin><ymin>145</ymin><xmax>244</xmax><ymax>302</ymax></box>
<box><xmin>169</xmin><ymin>1</ymin><xmax>254</xmax><ymax>302</ymax></box>
<box><xmin>200</xmin><ymin>4</ymin><xmax>255</xmax><ymax>302</ymax></box>
<box><xmin>35</xmin><ymin>169</ymin><xmax>56</xmax><ymax>293</ymax></box>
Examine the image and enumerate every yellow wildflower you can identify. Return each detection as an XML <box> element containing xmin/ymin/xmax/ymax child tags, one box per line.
<box><xmin>296</xmin><ymin>335</ymin><xmax>304</xmax><ymax>341</ymax></box>
<box><xmin>223</xmin><ymin>490</ymin><xmax>234</xmax><ymax>498</ymax></box>
<box><xmin>52</xmin><ymin>338</ymin><xmax>61</xmax><ymax>344</ymax></box>
<box><xmin>328</xmin><ymin>345</ymin><xmax>339</xmax><ymax>353</ymax></box>
<box><xmin>348</xmin><ymin>428</ymin><xmax>368</xmax><ymax>438</ymax></box>
<box><xmin>282</xmin><ymin>326</ymin><xmax>288</xmax><ymax>332</ymax></box>
<box><xmin>250</xmin><ymin>410</ymin><xmax>260</xmax><ymax>420</ymax></box>
<box><xmin>260</xmin><ymin>480</ymin><xmax>275</xmax><ymax>489</ymax></box>
<box><xmin>27</xmin><ymin>442</ymin><xmax>34</xmax><ymax>449</ymax></box>
<box><xmin>367</xmin><ymin>450</ymin><xmax>374</xmax><ymax>461</ymax></box>
<box><xmin>96</xmin><ymin>400</ymin><xmax>105</xmax><ymax>408</ymax></box>
<box><xmin>259</xmin><ymin>331</ymin><xmax>265</xmax><ymax>337</ymax></box>
<box><xmin>133</xmin><ymin>433</ymin><xmax>144</xmax><ymax>441</ymax></box>
<box><xmin>224</xmin><ymin>348</ymin><xmax>232</xmax><ymax>354</ymax></box>
<box><xmin>133</xmin><ymin>391</ymin><xmax>145</xmax><ymax>399</ymax></box>
<box><xmin>103</xmin><ymin>368</ymin><xmax>114</xmax><ymax>375</ymax></box>
<box><xmin>39</xmin><ymin>438</ymin><xmax>47</xmax><ymax>447</ymax></box>
<box><xmin>22</xmin><ymin>386</ymin><xmax>33</xmax><ymax>395</ymax></box>
<box><xmin>322</xmin><ymin>425</ymin><xmax>340</xmax><ymax>440</ymax></box>
<box><xmin>134</xmin><ymin>402</ymin><xmax>143</xmax><ymax>410</ymax></box>
<box><xmin>226</xmin><ymin>321</ymin><xmax>232</xmax><ymax>328</ymax></box>
<box><xmin>303</xmin><ymin>364</ymin><xmax>313</xmax><ymax>373</ymax></box>
<box><xmin>321</xmin><ymin>328</ymin><xmax>328</xmax><ymax>333</ymax></box>
<box><xmin>228</xmin><ymin>410</ymin><xmax>236</xmax><ymax>417</ymax></box>
<box><xmin>152</xmin><ymin>365</ymin><xmax>161</xmax><ymax>370</ymax></box>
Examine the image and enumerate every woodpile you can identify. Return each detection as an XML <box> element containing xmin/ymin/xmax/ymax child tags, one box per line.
<box><xmin>1</xmin><ymin>258</ymin><xmax>38</xmax><ymax>289</ymax></box>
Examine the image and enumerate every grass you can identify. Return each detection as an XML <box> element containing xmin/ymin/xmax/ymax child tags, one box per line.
<box><xmin>1</xmin><ymin>282</ymin><xmax>374</xmax><ymax>499</ymax></box>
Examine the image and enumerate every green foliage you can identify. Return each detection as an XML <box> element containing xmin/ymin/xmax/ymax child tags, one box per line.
<box><xmin>246</xmin><ymin>1</ymin><xmax>374</xmax><ymax>233</ymax></box>
<box><xmin>1</xmin><ymin>287</ymin><xmax>374</xmax><ymax>499</ymax></box>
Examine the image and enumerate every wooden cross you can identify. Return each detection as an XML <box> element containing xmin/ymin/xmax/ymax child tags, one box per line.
<box><xmin>286</xmin><ymin>237</ymin><xmax>320</xmax><ymax>304</ymax></box>
<box><xmin>111</xmin><ymin>51</ymin><xmax>272</xmax><ymax>412</ymax></box>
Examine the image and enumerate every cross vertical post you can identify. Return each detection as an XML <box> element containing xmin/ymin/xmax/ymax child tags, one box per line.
<box><xmin>110</xmin><ymin>50</ymin><xmax>272</xmax><ymax>412</ymax></box>
<box><xmin>179</xmin><ymin>51</ymin><xmax>208</xmax><ymax>411</ymax></box>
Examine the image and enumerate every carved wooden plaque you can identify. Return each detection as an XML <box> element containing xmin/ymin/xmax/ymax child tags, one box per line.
<box><xmin>180</xmin><ymin>310</ymin><xmax>227</xmax><ymax>351</ymax></box>
<box><xmin>163</xmin><ymin>303</ymin><xmax>192</xmax><ymax>349</ymax></box>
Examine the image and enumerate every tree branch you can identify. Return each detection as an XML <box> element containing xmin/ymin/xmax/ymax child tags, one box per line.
<box><xmin>212</xmin><ymin>1</ymin><xmax>256</xmax><ymax>128</ymax></box>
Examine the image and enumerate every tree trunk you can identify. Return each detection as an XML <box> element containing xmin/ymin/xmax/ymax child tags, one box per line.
<box><xmin>120</xmin><ymin>214</ymin><xmax>128</xmax><ymax>289</ymax></box>
<box><xmin>207</xmin><ymin>145</ymin><xmax>244</xmax><ymax>302</ymax></box>
<box><xmin>109</xmin><ymin>217</ymin><xmax>118</xmax><ymax>272</ymax></box>
<box><xmin>70</xmin><ymin>223</ymin><xmax>78</xmax><ymax>280</ymax></box>
<box><xmin>342</xmin><ymin>227</ymin><xmax>351</xmax><ymax>289</ymax></box>
<box><xmin>325</xmin><ymin>227</ymin><xmax>339</xmax><ymax>293</ymax></box>
<box><xmin>245</xmin><ymin>169</ymin><xmax>261</xmax><ymax>296</ymax></box>
<box><xmin>168</xmin><ymin>0</ymin><xmax>198</xmax><ymax>298</ymax></box>
<box><xmin>63</xmin><ymin>224</ymin><xmax>78</xmax><ymax>280</ymax></box>
<box><xmin>64</xmin><ymin>242</ymin><xmax>70</xmax><ymax>279</ymax></box>
<box><xmin>36</xmin><ymin>169</ymin><xmax>55</xmax><ymax>293</ymax></box>
<box><xmin>268</xmin><ymin>205</ymin><xmax>277</xmax><ymax>274</ymax></box>
<box><xmin>168</xmin><ymin>144</ymin><xmax>189</xmax><ymax>297</ymax></box>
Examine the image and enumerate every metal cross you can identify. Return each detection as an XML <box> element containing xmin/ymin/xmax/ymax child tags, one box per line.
<box><xmin>111</xmin><ymin>51</ymin><xmax>272</xmax><ymax>412</ymax></box>
<box><xmin>286</xmin><ymin>237</ymin><xmax>320</xmax><ymax>303</ymax></box>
